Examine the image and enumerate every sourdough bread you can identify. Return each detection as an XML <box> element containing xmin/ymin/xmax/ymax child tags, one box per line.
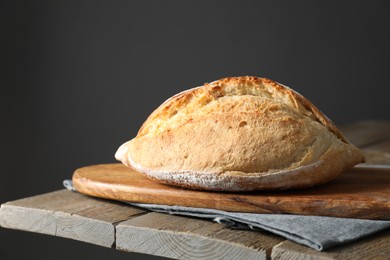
<box><xmin>115</xmin><ymin>76</ymin><xmax>364</xmax><ymax>191</ymax></box>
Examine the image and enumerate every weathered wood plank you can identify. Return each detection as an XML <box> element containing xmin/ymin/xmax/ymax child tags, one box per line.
<box><xmin>362</xmin><ymin>150</ymin><xmax>390</xmax><ymax>165</ymax></box>
<box><xmin>364</xmin><ymin>140</ymin><xmax>390</xmax><ymax>153</ymax></box>
<box><xmin>116</xmin><ymin>212</ymin><xmax>284</xmax><ymax>260</ymax></box>
<box><xmin>340</xmin><ymin>120</ymin><xmax>390</xmax><ymax>148</ymax></box>
<box><xmin>0</xmin><ymin>190</ymin><xmax>146</xmax><ymax>247</ymax></box>
<box><xmin>271</xmin><ymin>229</ymin><xmax>390</xmax><ymax>260</ymax></box>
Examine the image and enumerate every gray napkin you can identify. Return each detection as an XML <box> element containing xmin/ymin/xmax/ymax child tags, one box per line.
<box><xmin>63</xmin><ymin>180</ymin><xmax>390</xmax><ymax>251</ymax></box>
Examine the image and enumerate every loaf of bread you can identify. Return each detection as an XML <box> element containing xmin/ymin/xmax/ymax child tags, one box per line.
<box><xmin>115</xmin><ymin>76</ymin><xmax>364</xmax><ymax>191</ymax></box>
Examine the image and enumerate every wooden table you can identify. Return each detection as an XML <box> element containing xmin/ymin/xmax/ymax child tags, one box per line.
<box><xmin>1</xmin><ymin>120</ymin><xmax>390</xmax><ymax>260</ymax></box>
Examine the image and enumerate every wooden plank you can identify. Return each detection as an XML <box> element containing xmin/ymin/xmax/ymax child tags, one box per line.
<box><xmin>116</xmin><ymin>212</ymin><xmax>284</xmax><ymax>260</ymax></box>
<box><xmin>364</xmin><ymin>140</ymin><xmax>390</xmax><ymax>153</ymax></box>
<box><xmin>339</xmin><ymin>120</ymin><xmax>390</xmax><ymax>148</ymax></box>
<box><xmin>339</xmin><ymin>121</ymin><xmax>390</xmax><ymax>165</ymax></box>
<box><xmin>362</xmin><ymin>150</ymin><xmax>390</xmax><ymax>165</ymax></box>
<box><xmin>0</xmin><ymin>190</ymin><xmax>146</xmax><ymax>248</ymax></box>
<box><xmin>271</xmin><ymin>229</ymin><xmax>390</xmax><ymax>260</ymax></box>
<box><xmin>73</xmin><ymin>163</ymin><xmax>390</xmax><ymax>220</ymax></box>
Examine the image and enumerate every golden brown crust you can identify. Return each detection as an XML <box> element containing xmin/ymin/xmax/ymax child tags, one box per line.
<box><xmin>116</xmin><ymin>76</ymin><xmax>364</xmax><ymax>191</ymax></box>
<box><xmin>137</xmin><ymin>77</ymin><xmax>346</xmax><ymax>141</ymax></box>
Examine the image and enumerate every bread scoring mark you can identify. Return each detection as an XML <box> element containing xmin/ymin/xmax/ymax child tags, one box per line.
<box><xmin>136</xmin><ymin>76</ymin><xmax>347</xmax><ymax>145</ymax></box>
<box><xmin>276</xmin><ymin>81</ymin><xmax>347</xmax><ymax>143</ymax></box>
<box><xmin>137</xmin><ymin>87</ymin><xmax>200</xmax><ymax>137</ymax></box>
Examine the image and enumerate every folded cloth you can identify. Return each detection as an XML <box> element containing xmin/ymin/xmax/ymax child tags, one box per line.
<box><xmin>63</xmin><ymin>180</ymin><xmax>390</xmax><ymax>251</ymax></box>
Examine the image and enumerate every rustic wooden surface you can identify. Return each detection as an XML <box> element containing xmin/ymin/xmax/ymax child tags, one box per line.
<box><xmin>73</xmin><ymin>163</ymin><xmax>390</xmax><ymax>220</ymax></box>
<box><xmin>0</xmin><ymin>190</ymin><xmax>146</xmax><ymax>247</ymax></box>
<box><xmin>1</xmin><ymin>120</ymin><xmax>390</xmax><ymax>259</ymax></box>
<box><xmin>271</xmin><ymin>229</ymin><xmax>390</xmax><ymax>260</ymax></box>
<box><xmin>117</xmin><ymin>212</ymin><xmax>283</xmax><ymax>260</ymax></box>
<box><xmin>339</xmin><ymin>120</ymin><xmax>390</xmax><ymax>148</ymax></box>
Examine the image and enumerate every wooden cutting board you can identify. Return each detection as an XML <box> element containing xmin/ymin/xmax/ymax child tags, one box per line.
<box><xmin>73</xmin><ymin>163</ymin><xmax>390</xmax><ymax>220</ymax></box>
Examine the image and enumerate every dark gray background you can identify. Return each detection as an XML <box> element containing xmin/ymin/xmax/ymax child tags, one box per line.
<box><xmin>1</xmin><ymin>1</ymin><xmax>389</xmax><ymax>259</ymax></box>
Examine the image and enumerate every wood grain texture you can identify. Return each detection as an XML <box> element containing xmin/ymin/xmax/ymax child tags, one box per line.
<box><xmin>271</xmin><ymin>229</ymin><xmax>390</xmax><ymax>260</ymax></box>
<box><xmin>0</xmin><ymin>190</ymin><xmax>146</xmax><ymax>247</ymax></box>
<box><xmin>73</xmin><ymin>163</ymin><xmax>390</xmax><ymax>220</ymax></box>
<box><xmin>116</xmin><ymin>212</ymin><xmax>283</xmax><ymax>260</ymax></box>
